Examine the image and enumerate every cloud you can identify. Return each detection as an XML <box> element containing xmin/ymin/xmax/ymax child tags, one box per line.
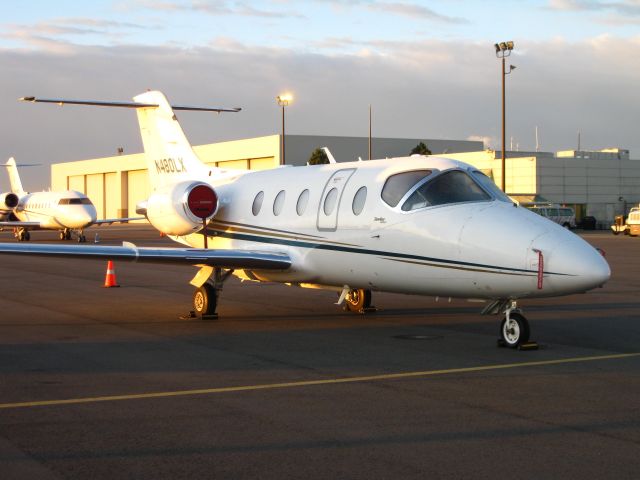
<box><xmin>128</xmin><ymin>0</ymin><xmax>305</xmax><ymax>18</ymax></box>
<box><xmin>0</xmin><ymin>17</ymin><xmax>158</xmax><ymax>52</ymax></box>
<box><xmin>368</xmin><ymin>2</ymin><xmax>469</xmax><ymax>24</ymax></box>
<box><xmin>0</xmin><ymin>36</ymin><xmax>638</xmax><ymax>191</ymax></box>
<box><xmin>548</xmin><ymin>0</ymin><xmax>640</xmax><ymax>17</ymax></box>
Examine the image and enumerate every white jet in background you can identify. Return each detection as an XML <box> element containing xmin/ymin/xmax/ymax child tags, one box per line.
<box><xmin>0</xmin><ymin>91</ymin><xmax>611</xmax><ymax>347</ymax></box>
<box><xmin>0</xmin><ymin>158</ymin><xmax>141</xmax><ymax>242</ymax></box>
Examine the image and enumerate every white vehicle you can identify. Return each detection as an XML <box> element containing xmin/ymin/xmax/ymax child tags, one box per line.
<box><xmin>526</xmin><ymin>205</ymin><xmax>576</xmax><ymax>229</ymax></box>
<box><xmin>0</xmin><ymin>91</ymin><xmax>611</xmax><ymax>348</ymax></box>
<box><xmin>0</xmin><ymin>158</ymin><xmax>140</xmax><ymax>242</ymax></box>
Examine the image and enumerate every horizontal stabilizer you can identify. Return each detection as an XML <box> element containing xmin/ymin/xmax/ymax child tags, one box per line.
<box><xmin>19</xmin><ymin>97</ymin><xmax>241</xmax><ymax>113</ymax></box>
<box><xmin>0</xmin><ymin>242</ymin><xmax>291</xmax><ymax>270</ymax></box>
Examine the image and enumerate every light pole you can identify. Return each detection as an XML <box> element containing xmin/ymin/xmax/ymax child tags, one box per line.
<box><xmin>276</xmin><ymin>93</ymin><xmax>293</xmax><ymax>165</ymax></box>
<box><xmin>494</xmin><ymin>40</ymin><xmax>515</xmax><ymax>192</ymax></box>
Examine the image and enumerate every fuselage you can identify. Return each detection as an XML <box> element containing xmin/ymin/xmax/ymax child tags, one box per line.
<box><xmin>167</xmin><ymin>156</ymin><xmax>610</xmax><ymax>301</ymax></box>
<box><xmin>15</xmin><ymin>190</ymin><xmax>97</xmax><ymax>229</ymax></box>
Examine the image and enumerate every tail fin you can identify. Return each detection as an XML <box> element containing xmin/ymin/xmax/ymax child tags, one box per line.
<box><xmin>4</xmin><ymin>158</ymin><xmax>25</xmax><ymax>195</ymax></box>
<box><xmin>133</xmin><ymin>91</ymin><xmax>211</xmax><ymax>191</ymax></box>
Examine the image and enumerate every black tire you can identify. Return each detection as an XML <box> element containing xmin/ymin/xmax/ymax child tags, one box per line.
<box><xmin>193</xmin><ymin>284</ymin><xmax>217</xmax><ymax>317</ymax></box>
<box><xmin>500</xmin><ymin>312</ymin><xmax>530</xmax><ymax>348</ymax></box>
<box><xmin>345</xmin><ymin>288</ymin><xmax>372</xmax><ymax>312</ymax></box>
<box><xmin>563</xmin><ymin>222</ymin><xmax>570</xmax><ymax>229</ymax></box>
<box><xmin>24</xmin><ymin>231</ymin><xmax>30</xmax><ymax>241</ymax></box>
<box><xmin>65</xmin><ymin>230</ymin><xmax>72</xmax><ymax>240</ymax></box>
<box><xmin>612</xmin><ymin>230</ymin><xmax>620</xmax><ymax>235</ymax></box>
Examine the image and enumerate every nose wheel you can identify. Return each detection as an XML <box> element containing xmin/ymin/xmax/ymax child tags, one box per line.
<box><xmin>500</xmin><ymin>312</ymin><xmax>530</xmax><ymax>347</ymax></box>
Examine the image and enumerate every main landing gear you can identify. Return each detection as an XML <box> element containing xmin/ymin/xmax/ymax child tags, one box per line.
<box><xmin>338</xmin><ymin>287</ymin><xmax>375</xmax><ymax>314</ymax></box>
<box><xmin>14</xmin><ymin>228</ymin><xmax>30</xmax><ymax>242</ymax></box>
<box><xmin>13</xmin><ymin>228</ymin><xmax>31</xmax><ymax>242</ymax></box>
<box><xmin>191</xmin><ymin>267</ymin><xmax>234</xmax><ymax>319</ymax></box>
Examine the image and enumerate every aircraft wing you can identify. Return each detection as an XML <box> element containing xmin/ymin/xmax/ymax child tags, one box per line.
<box><xmin>0</xmin><ymin>221</ymin><xmax>43</xmax><ymax>230</ymax></box>
<box><xmin>92</xmin><ymin>217</ymin><xmax>147</xmax><ymax>225</ymax></box>
<box><xmin>0</xmin><ymin>242</ymin><xmax>291</xmax><ymax>270</ymax></box>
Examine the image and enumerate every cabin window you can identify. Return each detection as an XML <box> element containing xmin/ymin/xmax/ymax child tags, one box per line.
<box><xmin>273</xmin><ymin>190</ymin><xmax>285</xmax><ymax>216</ymax></box>
<box><xmin>352</xmin><ymin>186</ymin><xmax>367</xmax><ymax>215</ymax></box>
<box><xmin>401</xmin><ymin>170</ymin><xmax>490</xmax><ymax>211</ymax></box>
<box><xmin>252</xmin><ymin>191</ymin><xmax>264</xmax><ymax>215</ymax></box>
<box><xmin>471</xmin><ymin>171</ymin><xmax>512</xmax><ymax>202</ymax></box>
<box><xmin>323</xmin><ymin>188</ymin><xmax>338</xmax><ymax>215</ymax></box>
<box><xmin>296</xmin><ymin>189</ymin><xmax>309</xmax><ymax>216</ymax></box>
<box><xmin>58</xmin><ymin>198</ymin><xmax>93</xmax><ymax>205</ymax></box>
<box><xmin>381</xmin><ymin>170</ymin><xmax>432</xmax><ymax>207</ymax></box>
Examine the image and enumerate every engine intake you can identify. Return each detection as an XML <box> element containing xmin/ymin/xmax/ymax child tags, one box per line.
<box><xmin>146</xmin><ymin>181</ymin><xmax>218</xmax><ymax>236</ymax></box>
<box><xmin>1</xmin><ymin>192</ymin><xmax>19</xmax><ymax>209</ymax></box>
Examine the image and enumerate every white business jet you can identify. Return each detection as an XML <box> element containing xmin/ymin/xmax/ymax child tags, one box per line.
<box><xmin>0</xmin><ymin>91</ymin><xmax>610</xmax><ymax>347</ymax></box>
<box><xmin>0</xmin><ymin>157</ymin><xmax>139</xmax><ymax>242</ymax></box>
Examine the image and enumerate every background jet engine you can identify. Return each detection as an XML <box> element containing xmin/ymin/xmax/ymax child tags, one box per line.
<box><xmin>145</xmin><ymin>181</ymin><xmax>218</xmax><ymax>236</ymax></box>
<box><xmin>0</xmin><ymin>192</ymin><xmax>19</xmax><ymax>210</ymax></box>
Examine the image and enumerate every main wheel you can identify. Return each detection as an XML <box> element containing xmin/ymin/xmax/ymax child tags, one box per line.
<box><xmin>345</xmin><ymin>288</ymin><xmax>372</xmax><ymax>312</ymax></box>
<box><xmin>193</xmin><ymin>284</ymin><xmax>217</xmax><ymax>317</ymax></box>
<box><xmin>24</xmin><ymin>231</ymin><xmax>30</xmax><ymax>241</ymax></box>
<box><xmin>500</xmin><ymin>312</ymin><xmax>530</xmax><ymax>348</ymax></box>
<box><xmin>65</xmin><ymin>230</ymin><xmax>72</xmax><ymax>240</ymax></box>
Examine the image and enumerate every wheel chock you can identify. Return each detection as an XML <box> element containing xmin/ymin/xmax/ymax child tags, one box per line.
<box><xmin>518</xmin><ymin>341</ymin><xmax>539</xmax><ymax>351</ymax></box>
<box><xmin>201</xmin><ymin>313</ymin><xmax>219</xmax><ymax>320</ymax></box>
<box><xmin>497</xmin><ymin>339</ymin><xmax>540</xmax><ymax>350</ymax></box>
<box><xmin>359</xmin><ymin>306</ymin><xmax>377</xmax><ymax>314</ymax></box>
<box><xmin>179</xmin><ymin>310</ymin><xmax>197</xmax><ymax>320</ymax></box>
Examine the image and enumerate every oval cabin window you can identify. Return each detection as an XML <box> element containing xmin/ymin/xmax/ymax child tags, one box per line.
<box><xmin>296</xmin><ymin>189</ymin><xmax>309</xmax><ymax>216</ymax></box>
<box><xmin>323</xmin><ymin>188</ymin><xmax>338</xmax><ymax>215</ymax></box>
<box><xmin>273</xmin><ymin>190</ymin><xmax>285</xmax><ymax>216</ymax></box>
<box><xmin>252</xmin><ymin>191</ymin><xmax>264</xmax><ymax>215</ymax></box>
<box><xmin>352</xmin><ymin>186</ymin><xmax>367</xmax><ymax>215</ymax></box>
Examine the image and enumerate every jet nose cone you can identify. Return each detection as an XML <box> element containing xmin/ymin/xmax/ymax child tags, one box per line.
<box><xmin>539</xmin><ymin>235</ymin><xmax>610</xmax><ymax>294</ymax></box>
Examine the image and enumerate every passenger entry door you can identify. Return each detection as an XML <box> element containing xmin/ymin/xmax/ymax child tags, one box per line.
<box><xmin>317</xmin><ymin>168</ymin><xmax>356</xmax><ymax>232</ymax></box>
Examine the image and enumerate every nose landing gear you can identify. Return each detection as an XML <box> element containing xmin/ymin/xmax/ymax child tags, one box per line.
<box><xmin>483</xmin><ymin>299</ymin><xmax>536</xmax><ymax>349</ymax></box>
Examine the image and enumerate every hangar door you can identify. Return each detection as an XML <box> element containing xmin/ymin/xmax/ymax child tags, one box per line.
<box><xmin>68</xmin><ymin>175</ymin><xmax>85</xmax><ymax>193</ymax></box>
<box><xmin>127</xmin><ymin>170</ymin><xmax>149</xmax><ymax>222</ymax></box>
<box><xmin>86</xmin><ymin>174</ymin><xmax>104</xmax><ymax>219</ymax></box>
<box><xmin>104</xmin><ymin>172</ymin><xmax>118</xmax><ymax>220</ymax></box>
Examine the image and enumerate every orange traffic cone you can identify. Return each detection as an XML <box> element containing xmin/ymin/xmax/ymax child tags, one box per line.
<box><xmin>103</xmin><ymin>260</ymin><xmax>120</xmax><ymax>288</ymax></box>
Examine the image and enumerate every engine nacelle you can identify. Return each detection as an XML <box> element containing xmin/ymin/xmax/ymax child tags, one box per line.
<box><xmin>146</xmin><ymin>181</ymin><xmax>218</xmax><ymax>236</ymax></box>
<box><xmin>0</xmin><ymin>192</ymin><xmax>19</xmax><ymax>210</ymax></box>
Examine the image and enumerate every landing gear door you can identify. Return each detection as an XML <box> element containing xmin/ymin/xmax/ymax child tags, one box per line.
<box><xmin>317</xmin><ymin>168</ymin><xmax>356</xmax><ymax>232</ymax></box>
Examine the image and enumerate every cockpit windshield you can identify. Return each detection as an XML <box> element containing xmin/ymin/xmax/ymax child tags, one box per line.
<box><xmin>471</xmin><ymin>171</ymin><xmax>512</xmax><ymax>203</ymax></box>
<box><xmin>59</xmin><ymin>198</ymin><xmax>93</xmax><ymax>205</ymax></box>
<box><xmin>381</xmin><ymin>170</ymin><xmax>432</xmax><ymax>207</ymax></box>
<box><xmin>401</xmin><ymin>170</ymin><xmax>490</xmax><ymax>211</ymax></box>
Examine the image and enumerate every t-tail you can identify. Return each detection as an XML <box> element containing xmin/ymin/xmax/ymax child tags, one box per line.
<box><xmin>133</xmin><ymin>91</ymin><xmax>210</xmax><ymax>191</ymax></box>
<box><xmin>19</xmin><ymin>92</ymin><xmax>242</xmax><ymax>193</ymax></box>
<box><xmin>3</xmin><ymin>158</ymin><xmax>26</xmax><ymax>196</ymax></box>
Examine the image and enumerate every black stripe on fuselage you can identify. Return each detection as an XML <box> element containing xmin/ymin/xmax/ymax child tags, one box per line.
<box><xmin>205</xmin><ymin>227</ymin><xmax>571</xmax><ymax>277</ymax></box>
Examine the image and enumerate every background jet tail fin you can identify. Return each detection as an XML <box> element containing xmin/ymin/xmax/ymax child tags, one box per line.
<box><xmin>4</xmin><ymin>158</ymin><xmax>25</xmax><ymax>195</ymax></box>
<box><xmin>133</xmin><ymin>91</ymin><xmax>211</xmax><ymax>190</ymax></box>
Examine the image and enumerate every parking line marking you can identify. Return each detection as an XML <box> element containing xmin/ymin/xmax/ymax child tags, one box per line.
<box><xmin>1</xmin><ymin>352</ymin><xmax>638</xmax><ymax>410</ymax></box>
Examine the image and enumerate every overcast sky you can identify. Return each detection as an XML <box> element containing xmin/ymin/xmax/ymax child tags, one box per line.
<box><xmin>1</xmin><ymin>0</ymin><xmax>639</xmax><ymax>191</ymax></box>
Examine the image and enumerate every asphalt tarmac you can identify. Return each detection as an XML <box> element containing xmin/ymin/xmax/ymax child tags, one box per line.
<box><xmin>0</xmin><ymin>225</ymin><xmax>638</xmax><ymax>479</ymax></box>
